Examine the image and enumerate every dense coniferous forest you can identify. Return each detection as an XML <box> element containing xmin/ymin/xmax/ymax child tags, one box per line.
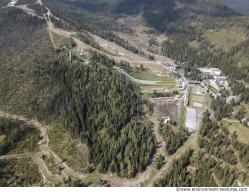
<box><xmin>198</xmin><ymin>112</ymin><xmax>238</xmax><ymax>165</ymax></box>
<box><xmin>159</xmin><ymin>121</ymin><xmax>188</xmax><ymax>155</ymax></box>
<box><xmin>155</xmin><ymin>111</ymin><xmax>249</xmax><ymax>187</ymax></box>
<box><xmin>211</xmin><ymin>96</ymin><xmax>233</xmax><ymax>120</ymax></box>
<box><xmin>48</xmin><ymin>58</ymin><xmax>156</xmax><ymax>177</ymax></box>
<box><xmin>1</xmin><ymin>0</ymin><xmax>249</xmax><ymax>186</ymax></box>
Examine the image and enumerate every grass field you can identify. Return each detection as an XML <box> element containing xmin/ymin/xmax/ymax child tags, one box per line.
<box><xmin>129</xmin><ymin>71</ymin><xmax>176</xmax><ymax>91</ymax></box>
<box><xmin>222</xmin><ymin>121</ymin><xmax>249</xmax><ymax>145</ymax></box>
<box><xmin>128</xmin><ymin>71</ymin><xmax>175</xmax><ymax>82</ymax></box>
<box><xmin>0</xmin><ymin>158</ymin><xmax>42</xmax><ymax>186</ymax></box>
<box><xmin>84</xmin><ymin>171</ymin><xmax>101</xmax><ymax>185</ymax></box>
<box><xmin>140</xmin><ymin>84</ymin><xmax>176</xmax><ymax>93</ymax></box>
<box><xmin>48</xmin><ymin>123</ymin><xmax>89</xmax><ymax>170</ymax></box>
<box><xmin>7</xmin><ymin>129</ymin><xmax>40</xmax><ymax>154</ymax></box>
<box><xmin>189</xmin><ymin>93</ymin><xmax>208</xmax><ymax>106</ymax></box>
<box><xmin>204</xmin><ymin>27</ymin><xmax>246</xmax><ymax>52</ymax></box>
<box><xmin>51</xmin><ymin>32</ymin><xmax>73</xmax><ymax>48</ymax></box>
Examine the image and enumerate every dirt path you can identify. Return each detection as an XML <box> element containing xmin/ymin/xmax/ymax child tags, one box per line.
<box><xmin>147</xmin><ymin>134</ymin><xmax>197</xmax><ymax>186</ymax></box>
<box><xmin>0</xmin><ymin>111</ymin><xmax>86</xmax><ymax>185</ymax></box>
<box><xmin>149</xmin><ymin>115</ymin><xmax>166</xmax><ymax>155</ymax></box>
<box><xmin>100</xmin><ymin>115</ymin><xmax>167</xmax><ymax>187</ymax></box>
<box><xmin>2</xmin><ymin>1</ymin><xmax>186</xmax><ymax>186</ymax></box>
<box><xmin>102</xmin><ymin>134</ymin><xmax>197</xmax><ymax>187</ymax></box>
<box><xmin>0</xmin><ymin>110</ymin><xmax>165</xmax><ymax>187</ymax></box>
<box><xmin>0</xmin><ymin>152</ymin><xmax>32</xmax><ymax>160</ymax></box>
<box><xmin>99</xmin><ymin>116</ymin><xmax>161</xmax><ymax>187</ymax></box>
<box><xmin>0</xmin><ymin>110</ymin><xmax>191</xmax><ymax>187</ymax></box>
<box><xmin>43</xmin><ymin>10</ymin><xmax>57</xmax><ymax>48</ymax></box>
<box><xmin>222</xmin><ymin>118</ymin><xmax>240</xmax><ymax>123</ymax></box>
<box><xmin>36</xmin><ymin>0</ymin><xmax>173</xmax><ymax>75</ymax></box>
<box><xmin>212</xmin><ymin>173</ymin><xmax>222</xmax><ymax>187</ymax></box>
<box><xmin>16</xmin><ymin>5</ymin><xmax>43</xmax><ymax>18</ymax></box>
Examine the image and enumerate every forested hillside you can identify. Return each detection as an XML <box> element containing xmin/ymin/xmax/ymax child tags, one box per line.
<box><xmin>155</xmin><ymin>112</ymin><xmax>249</xmax><ymax>187</ymax></box>
<box><xmin>161</xmin><ymin>16</ymin><xmax>249</xmax><ymax>79</ymax></box>
<box><xmin>38</xmin><ymin>0</ymin><xmax>249</xmax><ymax>86</ymax></box>
<box><xmin>0</xmin><ymin>7</ymin><xmax>155</xmax><ymax>178</ymax></box>
<box><xmin>0</xmin><ymin>7</ymin><xmax>57</xmax><ymax>119</ymax></box>
<box><xmin>48</xmin><ymin>56</ymin><xmax>156</xmax><ymax>177</ymax></box>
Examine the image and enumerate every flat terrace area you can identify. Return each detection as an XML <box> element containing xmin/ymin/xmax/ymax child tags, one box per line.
<box><xmin>186</xmin><ymin>107</ymin><xmax>197</xmax><ymax>133</ymax></box>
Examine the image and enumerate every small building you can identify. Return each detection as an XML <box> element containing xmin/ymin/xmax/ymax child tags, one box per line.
<box><xmin>199</xmin><ymin>67</ymin><xmax>222</xmax><ymax>78</ymax></box>
<box><xmin>168</xmin><ymin>64</ymin><xmax>180</xmax><ymax>72</ymax></box>
<box><xmin>192</xmin><ymin>85</ymin><xmax>207</xmax><ymax>95</ymax></box>
<box><xmin>211</xmin><ymin>68</ymin><xmax>222</xmax><ymax>76</ymax></box>
<box><xmin>209</xmin><ymin>79</ymin><xmax>220</xmax><ymax>91</ymax></box>
<box><xmin>163</xmin><ymin>116</ymin><xmax>171</xmax><ymax>124</ymax></box>
<box><xmin>226</xmin><ymin>95</ymin><xmax>240</xmax><ymax>105</ymax></box>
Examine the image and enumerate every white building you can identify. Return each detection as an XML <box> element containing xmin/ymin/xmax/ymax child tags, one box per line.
<box><xmin>168</xmin><ymin>64</ymin><xmax>180</xmax><ymax>72</ymax></box>
<box><xmin>163</xmin><ymin>116</ymin><xmax>171</xmax><ymax>124</ymax></box>
<box><xmin>192</xmin><ymin>85</ymin><xmax>207</xmax><ymax>95</ymax></box>
<box><xmin>209</xmin><ymin>79</ymin><xmax>220</xmax><ymax>91</ymax></box>
<box><xmin>199</xmin><ymin>67</ymin><xmax>222</xmax><ymax>77</ymax></box>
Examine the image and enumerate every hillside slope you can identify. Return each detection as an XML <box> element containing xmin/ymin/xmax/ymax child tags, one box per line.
<box><xmin>0</xmin><ymin>7</ymin><xmax>156</xmax><ymax>180</ymax></box>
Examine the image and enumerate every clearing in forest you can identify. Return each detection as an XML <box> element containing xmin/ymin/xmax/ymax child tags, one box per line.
<box><xmin>204</xmin><ymin>27</ymin><xmax>247</xmax><ymax>52</ymax></box>
<box><xmin>222</xmin><ymin>121</ymin><xmax>249</xmax><ymax>145</ymax></box>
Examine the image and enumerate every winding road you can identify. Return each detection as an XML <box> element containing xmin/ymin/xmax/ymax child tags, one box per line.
<box><xmin>1</xmin><ymin>0</ymin><xmax>195</xmax><ymax>187</ymax></box>
<box><xmin>0</xmin><ymin>111</ymin><xmax>86</xmax><ymax>186</ymax></box>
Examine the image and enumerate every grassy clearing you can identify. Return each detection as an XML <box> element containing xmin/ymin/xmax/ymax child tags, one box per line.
<box><xmin>7</xmin><ymin>129</ymin><xmax>40</xmax><ymax>154</ymax></box>
<box><xmin>190</xmin><ymin>94</ymin><xmax>206</xmax><ymax>105</ymax></box>
<box><xmin>138</xmin><ymin>72</ymin><xmax>176</xmax><ymax>91</ymax></box>
<box><xmin>156</xmin><ymin>81</ymin><xmax>176</xmax><ymax>87</ymax></box>
<box><xmin>222</xmin><ymin>121</ymin><xmax>249</xmax><ymax>145</ymax></box>
<box><xmin>48</xmin><ymin>123</ymin><xmax>88</xmax><ymax>170</ymax></box>
<box><xmin>0</xmin><ymin>157</ymin><xmax>41</xmax><ymax>186</ymax></box>
<box><xmin>140</xmin><ymin>84</ymin><xmax>176</xmax><ymax>93</ymax></box>
<box><xmin>233</xmin><ymin>48</ymin><xmax>249</xmax><ymax>68</ymax></box>
<box><xmin>189</xmin><ymin>92</ymin><xmax>209</xmax><ymax>108</ymax></box>
<box><xmin>128</xmin><ymin>71</ymin><xmax>175</xmax><ymax>82</ymax></box>
<box><xmin>51</xmin><ymin>32</ymin><xmax>72</xmax><ymax>48</ymax></box>
<box><xmin>204</xmin><ymin>27</ymin><xmax>246</xmax><ymax>52</ymax></box>
<box><xmin>84</xmin><ymin>171</ymin><xmax>101</xmax><ymax>185</ymax></box>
